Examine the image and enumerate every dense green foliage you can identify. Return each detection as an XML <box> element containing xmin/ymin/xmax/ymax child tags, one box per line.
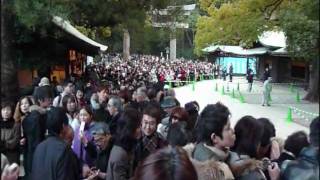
<box><xmin>195</xmin><ymin>0</ymin><xmax>319</xmax><ymax>61</ymax></box>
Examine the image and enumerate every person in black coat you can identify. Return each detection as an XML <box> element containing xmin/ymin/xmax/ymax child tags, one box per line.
<box><xmin>106</xmin><ymin>96</ymin><xmax>123</xmax><ymax>136</ymax></box>
<box><xmin>31</xmin><ymin>107</ymin><xmax>78</xmax><ymax>180</ymax></box>
<box><xmin>22</xmin><ymin>86</ymin><xmax>53</xmax><ymax>179</ymax></box>
<box><xmin>263</xmin><ymin>67</ymin><xmax>271</xmax><ymax>82</ymax></box>
<box><xmin>247</xmin><ymin>68</ymin><xmax>254</xmax><ymax>92</ymax></box>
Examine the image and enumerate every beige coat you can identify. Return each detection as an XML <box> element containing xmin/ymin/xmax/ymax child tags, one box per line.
<box><xmin>183</xmin><ymin>143</ymin><xmax>234</xmax><ymax>180</ymax></box>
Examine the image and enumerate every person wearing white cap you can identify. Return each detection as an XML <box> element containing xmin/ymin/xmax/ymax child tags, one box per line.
<box><xmin>32</xmin><ymin>77</ymin><xmax>54</xmax><ymax>99</ymax></box>
<box><xmin>38</xmin><ymin>77</ymin><xmax>50</xmax><ymax>87</ymax></box>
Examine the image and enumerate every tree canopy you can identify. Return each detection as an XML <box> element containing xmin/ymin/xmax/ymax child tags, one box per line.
<box><xmin>195</xmin><ymin>0</ymin><xmax>319</xmax><ymax>61</ymax></box>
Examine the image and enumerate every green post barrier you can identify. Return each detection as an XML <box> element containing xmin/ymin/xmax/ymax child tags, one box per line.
<box><xmin>286</xmin><ymin>107</ymin><xmax>292</xmax><ymax>123</ymax></box>
<box><xmin>239</xmin><ymin>92</ymin><xmax>245</xmax><ymax>103</ymax></box>
<box><xmin>232</xmin><ymin>88</ymin><xmax>235</xmax><ymax>98</ymax></box>
<box><xmin>169</xmin><ymin>81</ymin><xmax>172</xmax><ymax>89</ymax></box>
<box><xmin>221</xmin><ymin>86</ymin><xmax>225</xmax><ymax>95</ymax></box>
<box><xmin>237</xmin><ymin>82</ymin><xmax>240</xmax><ymax>91</ymax></box>
<box><xmin>290</xmin><ymin>83</ymin><xmax>294</xmax><ymax>93</ymax></box>
<box><xmin>296</xmin><ymin>91</ymin><xmax>300</xmax><ymax>103</ymax></box>
<box><xmin>215</xmin><ymin>83</ymin><xmax>218</xmax><ymax>92</ymax></box>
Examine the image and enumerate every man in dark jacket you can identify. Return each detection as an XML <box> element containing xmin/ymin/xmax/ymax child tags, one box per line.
<box><xmin>31</xmin><ymin>107</ymin><xmax>78</xmax><ymax>180</ymax></box>
<box><xmin>246</xmin><ymin>68</ymin><xmax>254</xmax><ymax>92</ymax></box>
<box><xmin>106</xmin><ymin>96</ymin><xmax>123</xmax><ymax>136</ymax></box>
<box><xmin>281</xmin><ymin>117</ymin><xmax>319</xmax><ymax>180</ymax></box>
<box><xmin>262</xmin><ymin>67</ymin><xmax>271</xmax><ymax>82</ymax></box>
<box><xmin>22</xmin><ymin>86</ymin><xmax>53</xmax><ymax>179</ymax></box>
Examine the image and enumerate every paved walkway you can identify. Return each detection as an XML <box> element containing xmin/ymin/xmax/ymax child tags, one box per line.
<box><xmin>173</xmin><ymin>77</ymin><xmax>319</xmax><ymax>139</ymax></box>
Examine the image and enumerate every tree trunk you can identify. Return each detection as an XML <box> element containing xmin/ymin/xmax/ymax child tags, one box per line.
<box><xmin>1</xmin><ymin>0</ymin><xmax>19</xmax><ymax>102</ymax></box>
<box><xmin>303</xmin><ymin>58</ymin><xmax>319</xmax><ymax>102</ymax></box>
<box><xmin>123</xmin><ymin>29</ymin><xmax>130</xmax><ymax>61</ymax></box>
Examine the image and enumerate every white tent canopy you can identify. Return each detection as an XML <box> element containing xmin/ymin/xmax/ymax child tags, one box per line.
<box><xmin>52</xmin><ymin>16</ymin><xmax>108</xmax><ymax>52</ymax></box>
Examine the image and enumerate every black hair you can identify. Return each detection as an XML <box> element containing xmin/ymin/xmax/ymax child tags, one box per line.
<box><xmin>309</xmin><ymin>116</ymin><xmax>319</xmax><ymax>147</ymax></box>
<box><xmin>143</xmin><ymin>103</ymin><xmax>162</xmax><ymax>124</ymax></box>
<box><xmin>133</xmin><ymin>146</ymin><xmax>197</xmax><ymax>180</ymax></box>
<box><xmin>257</xmin><ymin>118</ymin><xmax>276</xmax><ymax>147</ymax></box>
<box><xmin>167</xmin><ymin>122</ymin><xmax>189</xmax><ymax>147</ymax></box>
<box><xmin>1</xmin><ymin>101</ymin><xmax>14</xmax><ymax>112</ymax></box>
<box><xmin>62</xmin><ymin>79</ymin><xmax>73</xmax><ymax>87</ymax></box>
<box><xmin>46</xmin><ymin>107</ymin><xmax>68</xmax><ymax>136</ymax></box>
<box><xmin>34</xmin><ymin>86</ymin><xmax>53</xmax><ymax>104</ymax></box>
<box><xmin>61</xmin><ymin>94</ymin><xmax>77</xmax><ymax>112</ymax></box>
<box><xmin>232</xmin><ymin>115</ymin><xmax>263</xmax><ymax>158</ymax></box>
<box><xmin>284</xmin><ymin>131</ymin><xmax>309</xmax><ymax>157</ymax></box>
<box><xmin>115</xmin><ymin>107</ymin><xmax>142</xmax><ymax>152</ymax></box>
<box><xmin>147</xmin><ymin>88</ymin><xmax>157</xmax><ymax>100</ymax></box>
<box><xmin>195</xmin><ymin>102</ymin><xmax>230</xmax><ymax>145</ymax></box>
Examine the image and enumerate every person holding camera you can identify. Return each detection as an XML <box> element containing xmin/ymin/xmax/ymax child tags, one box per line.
<box><xmin>228</xmin><ymin>116</ymin><xmax>280</xmax><ymax>180</ymax></box>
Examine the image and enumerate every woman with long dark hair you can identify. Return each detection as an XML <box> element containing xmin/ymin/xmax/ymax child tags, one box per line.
<box><xmin>1</xmin><ymin>101</ymin><xmax>20</xmax><ymax>164</ymax></box>
<box><xmin>106</xmin><ymin>107</ymin><xmax>142</xmax><ymax>180</ymax></box>
<box><xmin>229</xmin><ymin>116</ymin><xmax>279</xmax><ymax>180</ymax></box>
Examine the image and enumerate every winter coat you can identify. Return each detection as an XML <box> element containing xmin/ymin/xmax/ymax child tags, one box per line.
<box><xmin>228</xmin><ymin>151</ymin><xmax>266</xmax><ymax>180</ymax></box>
<box><xmin>109</xmin><ymin>112</ymin><xmax>122</xmax><ymax>136</ymax></box>
<box><xmin>106</xmin><ymin>145</ymin><xmax>134</xmax><ymax>180</ymax></box>
<box><xmin>72</xmin><ymin>122</ymin><xmax>98</xmax><ymax>167</ymax></box>
<box><xmin>133</xmin><ymin>132</ymin><xmax>167</xmax><ymax>168</ymax></box>
<box><xmin>90</xmin><ymin>94</ymin><xmax>111</xmax><ymax>123</ymax></box>
<box><xmin>281</xmin><ymin>146</ymin><xmax>319</xmax><ymax>180</ymax></box>
<box><xmin>31</xmin><ymin>136</ymin><xmax>79</xmax><ymax>180</ymax></box>
<box><xmin>22</xmin><ymin>105</ymin><xmax>47</xmax><ymax>176</ymax></box>
<box><xmin>0</xmin><ymin>120</ymin><xmax>20</xmax><ymax>164</ymax></box>
<box><xmin>183</xmin><ymin>143</ymin><xmax>234</xmax><ymax>180</ymax></box>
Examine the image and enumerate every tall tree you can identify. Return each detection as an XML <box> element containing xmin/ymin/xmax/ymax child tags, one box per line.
<box><xmin>279</xmin><ymin>0</ymin><xmax>319</xmax><ymax>101</ymax></box>
<box><xmin>71</xmin><ymin>0</ymin><xmax>169</xmax><ymax>60</ymax></box>
<box><xmin>1</xmin><ymin>0</ymin><xmax>18</xmax><ymax>101</ymax></box>
<box><xmin>1</xmin><ymin>0</ymin><xmax>76</xmax><ymax>100</ymax></box>
<box><xmin>195</xmin><ymin>0</ymin><xmax>319</xmax><ymax>102</ymax></box>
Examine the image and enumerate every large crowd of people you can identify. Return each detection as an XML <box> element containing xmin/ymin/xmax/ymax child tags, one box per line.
<box><xmin>1</xmin><ymin>55</ymin><xmax>319</xmax><ymax>180</ymax></box>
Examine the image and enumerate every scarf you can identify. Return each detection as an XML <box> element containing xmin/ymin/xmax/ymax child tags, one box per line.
<box><xmin>142</xmin><ymin>133</ymin><xmax>159</xmax><ymax>153</ymax></box>
<box><xmin>0</xmin><ymin>119</ymin><xmax>14</xmax><ymax>129</ymax></box>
